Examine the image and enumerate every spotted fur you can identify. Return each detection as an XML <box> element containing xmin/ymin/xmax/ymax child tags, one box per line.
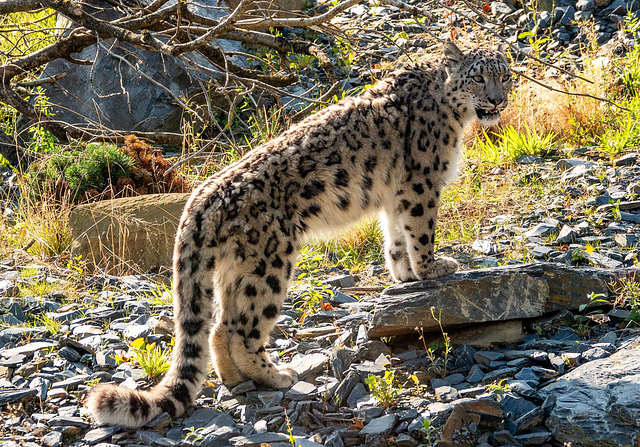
<box><xmin>86</xmin><ymin>43</ymin><xmax>511</xmax><ymax>427</ymax></box>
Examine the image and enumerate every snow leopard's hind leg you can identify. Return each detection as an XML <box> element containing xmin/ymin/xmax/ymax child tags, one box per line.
<box><xmin>224</xmin><ymin>254</ymin><xmax>298</xmax><ymax>388</ymax></box>
<box><xmin>211</xmin><ymin>313</ymin><xmax>246</xmax><ymax>386</ymax></box>
<box><xmin>381</xmin><ymin>210</ymin><xmax>418</xmax><ymax>282</ymax></box>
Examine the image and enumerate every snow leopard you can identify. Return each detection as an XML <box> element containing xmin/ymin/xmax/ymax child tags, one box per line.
<box><xmin>87</xmin><ymin>42</ymin><xmax>512</xmax><ymax>427</ymax></box>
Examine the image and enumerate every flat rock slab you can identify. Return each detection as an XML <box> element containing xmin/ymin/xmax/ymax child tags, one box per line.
<box><xmin>370</xmin><ymin>263</ymin><xmax>638</xmax><ymax>337</ymax></box>
<box><xmin>0</xmin><ymin>388</ymin><xmax>37</xmax><ymax>406</ymax></box>
<box><xmin>540</xmin><ymin>336</ymin><xmax>640</xmax><ymax>446</ymax></box>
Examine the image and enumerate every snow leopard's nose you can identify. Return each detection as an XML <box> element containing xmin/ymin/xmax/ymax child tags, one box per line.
<box><xmin>488</xmin><ymin>97</ymin><xmax>502</xmax><ymax>107</ymax></box>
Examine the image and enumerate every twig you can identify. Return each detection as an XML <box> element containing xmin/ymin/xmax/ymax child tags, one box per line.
<box><xmin>291</xmin><ymin>81</ymin><xmax>342</xmax><ymax>122</ymax></box>
<box><xmin>234</xmin><ymin>0</ymin><xmax>362</xmax><ymax>29</ymax></box>
<box><xmin>516</xmin><ymin>71</ymin><xmax>628</xmax><ymax>111</ymax></box>
<box><xmin>0</xmin><ymin>0</ymin><xmax>46</xmax><ymax>14</ymax></box>
<box><xmin>11</xmin><ymin>72</ymin><xmax>67</xmax><ymax>87</ymax></box>
<box><xmin>164</xmin><ymin>140</ymin><xmax>218</xmax><ymax>175</ymax></box>
<box><xmin>95</xmin><ymin>41</ymin><xmax>205</xmax><ymax>123</ymax></box>
<box><xmin>166</xmin><ymin>0</ymin><xmax>255</xmax><ymax>55</ymax></box>
<box><xmin>341</xmin><ymin>286</ymin><xmax>386</xmax><ymax>293</ymax></box>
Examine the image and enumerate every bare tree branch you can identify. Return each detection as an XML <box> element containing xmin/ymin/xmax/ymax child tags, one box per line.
<box><xmin>516</xmin><ymin>71</ymin><xmax>628</xmax><ymax>111</ymax></box>
<box><xmin>291</xmin><ymin>81</ymin><xmax>341</xmax><ymax>122</ymax></box>
<box><xmin>234</xmin><ymin>0</ymin><xmax>361</xmax><ymax>29</ymax></box>
<box><xmin>0</xmin><ymin>0</ymin><xmax>46</xmax><ymax>14</ymax></box>
<box><xmin>166</xmin><ymin>0</ymin><xmax>254</xmax><ymax>55</ymax></box>
<box><xmin>0</xmin><ymin>0</ymin><xmax>352</xmax><ymax>165</ymax></box>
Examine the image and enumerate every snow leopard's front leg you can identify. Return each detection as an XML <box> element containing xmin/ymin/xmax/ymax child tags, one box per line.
<box><xmin>396</xmin><ymin>189</ymin><xmax>458</xmax><ymax>280</ymax></box>
<box><xmin>381</xmin><ymin>211</ymin><xmax>418</xmax><ymax>282</ymax></box>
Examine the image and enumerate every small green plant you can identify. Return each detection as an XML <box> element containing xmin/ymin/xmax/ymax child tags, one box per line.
<box><xmin>146</xmin><ymin>281</ymin><xmax>174</xmax><ymax>306</ymax></box>
<box><xmin>293</xmin><ymin>278</ymin><xmax>334</xmax><ymax>316</ymax></box>
<box><xmin>284</xmin><ymin>407</ymin><xmax>298</xmax><ymax>447</ymax></box>
<box><xmin>37</xmin><ymin>314</ymin><xmax>63</xmax><ymax>336</ymax></box>
<box><xmin>571</xmin><ymin>315</ymin><xmax>591</xmax><ymax>339</ymax></box>
<box><xmin>598</xmin><ymin>107</ymin><xmax>640</xmax><ymax>158</ymax></box>
<box><xmin>418</xmin><ymin>309</ymin><xmax>453</xmax><ymax>378</ymax></box>
<box><xmin>611</xmin><ymin>201</ymin><xmax>622</xmax><ymax>221</ymax></box>
<box><xmin>517</xmin><ymin>29</ymin><xmax>549</xmax><ymax>62</ymax></box>
<box><xmin>295</xmin><ymin>247</ymin><xmax>324</xmax><ymax>277</ymax></box>
<box><xmin>116</xmin><ymin>338</ymin><xmax>172</xmax><ymax>382</ymax></box>
<box><xmin>246</xmin><ymin>107</ymin><xmax>287</xmax><ymax>150</ymax></box>
<box><xmin>65</xmin><ymin>255</ymin><xmax>86</xmax><ymax>283</ymax></box>
<box><xmin>84</xmin><ymin>377</ymin><xmax>102</xmax><ymax>387</ymax></box>
<box><xmin>332</xmin><ymin>36</ymin><xmax>357</xmax><ymax>74</ymax></box>
<box><xmin>28</xmin><ymin>87</ymin><xmax>57</xmax><ymax>153</ymax></box>
<box><xmin>20</xmin><ymin>266</ymin><xmax>40</xmax><ymax>278</ymax></box>
<box><xmin>612</xmin><ymin>278</ymin><xmax>640</xmax><ymax>327</ymax></box>
<box><xmin>578</xmin><ymin>292</ymin><xmax>611</xmax><ymax>313</ymax></box>
<box><xmin>364</xmin><ymin>370</ymin><xmax>401</xmax><ymax>409</ymax></box>
<box><xmin>422</xmin><ymin>417</ymin><xmax>438</xmax><ymax>446</ymax></box>
<box><xmin>183</xmin><ymin>427</ymin><xmax>204</xmax><ymax>443</ymax></box>
<box><xmin>19</xmin><ymin>279</ymin><xmax>58</xmax><ymax>297</ymax></box>
<box><xmin>472</xmin><ymin>124</ymin><xmax>556</xmax><ymax>165</ymax></box>
<box><xmin>485</xmin><ymin>379</ymin><xmax>510</xmax><ymax>398</ymax></box>
<box><xmin>289</xmin><ymin>53</ymin><xmax>316</xmax><ymax>70</ymax></box>
<box><xmin>26</xmin><ymin>142</ymin><xmax>135</xmax><ymax>202</ymax></box>
<box><xmin>617</xmin><ymin>14</ymin><xmax>640</xmax><ymax>97</ymax></box>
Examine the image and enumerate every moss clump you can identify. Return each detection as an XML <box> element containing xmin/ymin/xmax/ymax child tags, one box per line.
<box><xmin>26</xmin><ymin>143</ymin><xmax>134</xmax><ymax>203</ymax></box>
<box><xmin>25</xmin><ymin>137</ymin><xmax>189</xmax><ymax>203</ymax></box>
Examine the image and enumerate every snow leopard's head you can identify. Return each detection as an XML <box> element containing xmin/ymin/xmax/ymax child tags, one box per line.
<box><xmin>443</xmin><ymin>42</ymin><xmax>512</xmax><ymax>126</ymax></box>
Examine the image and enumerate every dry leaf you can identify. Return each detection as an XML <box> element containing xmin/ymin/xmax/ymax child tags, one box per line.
<box><xmin>349</xmin><ymin>417</ymin><xmax>365</xmax><ymax>430</ymax></box>
<box><xmin>322</xmin><ymin>302</ymin><xmax>334</xmax><ymax>311</ymax></box>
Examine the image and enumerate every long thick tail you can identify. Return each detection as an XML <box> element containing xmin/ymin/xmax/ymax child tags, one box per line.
<box><xmin>87</xmin><ymin>212</ymin><xmax>216</xmax><ymax>427</ymax></box>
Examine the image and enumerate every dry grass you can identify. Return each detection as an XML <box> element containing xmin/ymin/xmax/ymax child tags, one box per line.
<box><xmin>1</xmin><ymin>197</ymin><xmax>73</xmax><ymax>260</ymax></box>
<box><xmin>438</xmin><ymin>162</ymin><xmax>550</xmax><ymax>247</ymax></box>
<box><xmin>305</xmin><ymin>218</ymin><xmax>385</xmax><ymax>272</ymax></box>
<box><xmin>499</xmin><ymin>59</ymin><xmax>615</xmax><ymax>147</ymax></box>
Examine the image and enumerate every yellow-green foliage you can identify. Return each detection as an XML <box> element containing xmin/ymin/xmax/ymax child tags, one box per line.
<box><xmin>116</xmin><ymin>338</ymin><xmax>172</xmax><ymax>382</ymax></box>
<box><xmin>470</xmin><ymin>124</ymin><xmax>556</xmax><ymax>165</ymax></box>
<box><xmin>365</xmin><ymin>370</ymin><xmax>401</xmax><ymax>409</ymax></box>
<box><xmin>0</xmin><ymin>10</ymin><xmax>58</xmax><ymax>64</ymax></box>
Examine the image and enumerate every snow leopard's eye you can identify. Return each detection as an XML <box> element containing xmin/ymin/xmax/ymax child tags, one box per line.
<box><xmin>502</xmin><ymin>74</ymin><xmax>512</xmax><ymax>82</ymax></box>
<box><xmin>472</xmin><ymin>75</ymin><xmax>484</xmax><ymax>83</ymax></box>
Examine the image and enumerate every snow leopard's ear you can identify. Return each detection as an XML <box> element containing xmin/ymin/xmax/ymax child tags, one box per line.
<box><xmin>443</xmin><ymin>41</ymin><xmax>464</xmax><ymax>69</ymax></box>
<box><xmin>497</xmin><ymin>43</ymin><xmax>508</xmax><ymax>55</ymax></box>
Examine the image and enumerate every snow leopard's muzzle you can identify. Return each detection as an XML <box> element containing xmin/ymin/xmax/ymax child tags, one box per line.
<box><xmin>475</xmin><ymin>99</ymin><xmax>507</xmax><ymax>126</ymax></box>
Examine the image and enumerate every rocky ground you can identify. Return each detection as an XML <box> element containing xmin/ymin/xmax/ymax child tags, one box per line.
<box><xmin>3</xmin><ymin>0</ymin><xmax>640</xmax><ymax>446</ymax></box>
<box><xmin>277</xmin><ymin>0</ymin><xmax>640</xmax><ymax>110</ymax></box>
<box><xmin>1</xmin><ymin>151</ymin><xmax>640</xmax><ymax>446</ymax></box>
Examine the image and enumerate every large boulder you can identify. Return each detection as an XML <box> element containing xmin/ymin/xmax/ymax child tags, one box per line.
<box><xmin>40</xmin><ymin>0</ymin><xmax>244</xmax><ymax>134</ymax></box>
<box><xmin>69</xmin><ymin>193</ymin><xmax>189</xmax><ymax>274</ymax></box>
<box><xmin>540</xmin><ymin>336</ymin><xmax>640</xmax><ymax>446</ymax></box>
<box><xmin>369</xmin><ymin>263</ymin><xmax>637</xmax><ymax>337</ymax></box>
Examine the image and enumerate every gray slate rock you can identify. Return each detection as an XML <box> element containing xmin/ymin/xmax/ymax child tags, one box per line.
<box><xmin>285</xmin><ymin>381</ymin><xmax>317</xmax><ymax>401</ymax></box>
<box><xmin>83</xmin><ymin>427</ymin><xmax>117</xmax><ymax>445</ymax></box>
<box><xmin>0</xmin><ymin>388</ymin><xmax>37</xmax><ymax>406</ymax></box>
<box><xmin>325</xmin><ymin>274</ymin><xmax>355</xmax><ymax>288</ymax></box>
<box><xmin>41</xmin><ymin>0</ymin><xmax>244</xmax><ymax>134</ymax></box>
<box><xmin>289</xmin><ymin>353</ymin><xmax>328</xmax><ymax>379</ymax></box>
<box><xmin>359</xmin><ymin>414</ymin><xmax>397</xmax><ymax>438</ymax></box>
<box><xmin>541</xmin><ymin>336</ymin><xmax>640</xmax><ymax>445</ymax></box>
<box><xmin>371</xmin><ymin>263</ymin><xmax>625</xmax><ymax>337</ymax></box>
<box><xmin>42</xmin><ymin>431</ymin><xmax>63</xmax><ymax>447</ymax></box>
